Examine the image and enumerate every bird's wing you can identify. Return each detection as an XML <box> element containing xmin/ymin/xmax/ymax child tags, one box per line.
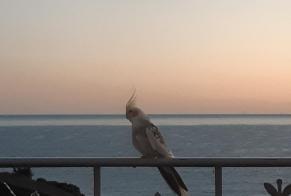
<box><xmin>145</xmin><ymin>125</ymin><xmax>174</xmax><ymax>158</ymax></box>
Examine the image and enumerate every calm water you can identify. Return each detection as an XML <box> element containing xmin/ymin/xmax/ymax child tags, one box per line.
<box><xmin>0</xmin><ymin>115</ymin><xmax>291</xmax><ymax>196</ymax></box>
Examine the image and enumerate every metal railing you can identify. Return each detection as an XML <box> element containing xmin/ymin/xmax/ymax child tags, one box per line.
<box><xmin>1</xmin><ymin>157</ymin><xmax>291</xmax><ymax>196</ymax></box>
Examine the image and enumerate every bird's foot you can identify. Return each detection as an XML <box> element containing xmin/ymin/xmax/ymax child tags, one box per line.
<box><xmin>140</xmin><ymin>155</ymin><xmax>160</xmax><ymax>159</ymax></box>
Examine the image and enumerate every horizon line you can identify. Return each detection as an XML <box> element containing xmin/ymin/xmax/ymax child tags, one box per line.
<box><xmin>0</xmin><ymin>113</ymin><xmax>291</xmax><ymax>116</ymax></box>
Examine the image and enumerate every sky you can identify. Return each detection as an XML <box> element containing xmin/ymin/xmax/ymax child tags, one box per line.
<box><xmin>0</xmin><ymin>0</ymin><xmax>290</xmax><ymax>114</ymax></box>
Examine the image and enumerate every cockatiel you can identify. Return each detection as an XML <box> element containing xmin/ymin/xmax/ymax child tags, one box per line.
<box><xmin>126</xmin><ymin>93</ymin><xmax>188</xmax><ymax>196</ymax></box>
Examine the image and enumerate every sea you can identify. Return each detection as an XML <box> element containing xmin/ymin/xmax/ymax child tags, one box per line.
<box><xmin>0</xmin><ymin>114</ymin><xmax>291</xmax><ymax>196</ymax></box>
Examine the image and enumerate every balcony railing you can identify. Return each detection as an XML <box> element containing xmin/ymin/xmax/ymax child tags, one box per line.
<box><xmin>1</xmin><ymin>157</ymin><xmax>291</xmax><ymax>196</ymax></box>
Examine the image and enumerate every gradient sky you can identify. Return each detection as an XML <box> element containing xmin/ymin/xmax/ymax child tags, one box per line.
<box><xmin>0</xmin><ymin>0</ymin><xmax>291</xmax><ymax>114</ymax></box>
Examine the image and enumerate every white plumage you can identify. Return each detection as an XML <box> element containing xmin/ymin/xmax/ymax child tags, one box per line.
<box><xmin>126</xmin><ymin>92</ymin><xmax>188</xmax><ymax>196</ymax></box>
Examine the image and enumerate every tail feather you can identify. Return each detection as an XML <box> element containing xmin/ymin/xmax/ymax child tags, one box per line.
<box><xmin>170</xmin><ymin>167</ymin><xmax>188</xmax><ymax>191</ymax></box>
<box><xmin>158</xmin><ymin>167</ymin><xmax>188</xmax><ymax>196</ymax></box>
<box><xmin>179</xmin><ymin>187</ymin><xmax>188</xmax><ymax>196</ymax></box>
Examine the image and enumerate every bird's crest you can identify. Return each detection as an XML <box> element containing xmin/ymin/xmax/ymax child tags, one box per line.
<box><xmin>126</xmin><ymin>90</ymin><xmax>137</xmax><ymax>110</ymax></box>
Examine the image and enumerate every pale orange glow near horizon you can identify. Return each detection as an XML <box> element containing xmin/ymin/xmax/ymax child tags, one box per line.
<box><xmin>0</xmin><ymin>1</ymin><xmax>291</xmax><ymax>114</ymax></box>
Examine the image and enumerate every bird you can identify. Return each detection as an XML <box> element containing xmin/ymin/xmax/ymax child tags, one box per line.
<box><xmin>125</xmin><ymin>92</ymin><xmax>188</xmax><ymax>196</ymax></box>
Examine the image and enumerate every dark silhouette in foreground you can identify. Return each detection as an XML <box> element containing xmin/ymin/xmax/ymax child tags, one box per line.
<box><xmin>0</xmin><ymin>168</ymin><xmax>84</xmax><ymax>196</ymax></box>
<box><xmin>264</xmin><ymin>179</ymin><xmax>291</xmax><ymax>196</ymax></box>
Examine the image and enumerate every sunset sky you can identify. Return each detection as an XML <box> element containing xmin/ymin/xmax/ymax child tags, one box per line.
<box><xmin>0</xmin><ymin>1</ymin><xmax>290</xmax><ymax>114</ymax></box>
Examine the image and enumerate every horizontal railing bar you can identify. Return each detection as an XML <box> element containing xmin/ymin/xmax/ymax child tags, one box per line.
<box><xmin>1</xmin><ymin>157</ymin><xmax>291</xmax><ymax>167</ymax></box>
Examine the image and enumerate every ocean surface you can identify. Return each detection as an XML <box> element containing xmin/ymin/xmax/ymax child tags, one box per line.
<box><xmin>0</xmin><ymin>114</ymin><xmax>291</xmax><ymax>196</ymax></box>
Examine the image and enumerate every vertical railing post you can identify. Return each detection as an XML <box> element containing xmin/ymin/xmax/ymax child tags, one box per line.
<box><xmin>94</xmin><ymin>167</ymin><xmax>101</xmax><ymax>196</ymax></box>
<box><xmin>215</xmin><ymin>166</ymin><xmax>222</xmax><ymax>196</ymax></box>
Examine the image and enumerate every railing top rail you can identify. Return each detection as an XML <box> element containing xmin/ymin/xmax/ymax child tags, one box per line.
<box><xmin>1</xmin><ymin>157</ymin><xmax>291</xmax><ymax>167</ymax></box>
